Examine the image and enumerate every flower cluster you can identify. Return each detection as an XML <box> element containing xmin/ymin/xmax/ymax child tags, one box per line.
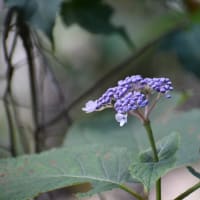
<box><xmin>82</xmin><ymin>75</ymin><xmax>173</xmax><ymax>126</ymax></box>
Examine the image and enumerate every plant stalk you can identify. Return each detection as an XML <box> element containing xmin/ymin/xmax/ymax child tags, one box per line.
<box><xmin>3</xmin><ymin>98</ymin><xmax>17</xmax><ymax>156</ymax></box>
<box><xmin>174</xmin><ymin>181</ymin><xmax>200</xmax><ymax>200</ymax></box>
<box><xmin>143</xmin><ymin>120</ymin><xmax>161</xmax><ymax>200</ymax></box>
<box><xmin>2</xmin><ymin>7</ymin><xmax>19</xmax><ymax>157</ymax></box>
<box><xmin>119</xmin><ymin>184</ymin><xmax>145</xmax><ymax>200</ymax></box>
<box><xmin>16</xmin><ymin>11</ymin><xmax>40</xmax><ymax>152</ymax></box>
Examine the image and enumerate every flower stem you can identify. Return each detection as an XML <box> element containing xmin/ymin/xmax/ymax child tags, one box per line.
<box><xmin>156</xmin><ymin>178</ymin><xmax>161</xmax><ymax>200</ymax></box>
<box><xmin>143</xmin><ymin>120</ymin><xmax>159</xmax><ymax>162</ymax></box>
<box><xmin>143</xmin><ymin>120</ymin><xmax>161</xmax><ymax>200</ymax></box>
<box><xmin>174</xmin><ymin>181</ymin><xmax>200</xmax><ymax>200</ymax></box>
<box><xmin>119</xmin><ymin>184</ymin><xmax>145</xmax><ymax>200</ymax></box>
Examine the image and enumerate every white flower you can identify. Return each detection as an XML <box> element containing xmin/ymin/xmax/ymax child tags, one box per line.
<box><xmin>82</xmin><ymin>100</ymin><xmax>97</xmax><ymax>113</ymax></box>
<box><xmin>115</xmin><ymin>113</ymin><xmax>127</xmax><ymax>127</ymax></box>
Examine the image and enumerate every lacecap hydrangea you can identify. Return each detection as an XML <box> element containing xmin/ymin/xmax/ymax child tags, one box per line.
<box><xmin>82</xmin><ymin>75</ymin><xmax>173</xmax><ymax>126</ymax></box>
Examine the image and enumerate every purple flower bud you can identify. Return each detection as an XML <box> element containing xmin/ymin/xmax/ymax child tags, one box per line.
<box><xmin>145</xmin><ymin>77</ymin><xmax>173</xmax><ymax>96</ymax></box>
<box><xmin>82</xmin><ymin>100</ymin><xmax>97</xmax><ymax>113</ymax></box>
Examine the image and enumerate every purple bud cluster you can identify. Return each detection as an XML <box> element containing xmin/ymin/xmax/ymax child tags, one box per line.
<box><xmin>82</xmin><ymin>75</ymin><xmax>173</xmax><ymax>126</ymax></box>
<box><xmin>144</xmin><ymin>77</ymin><xmax>173</xmax><ymax>98</ymax></box>
<box><xmin>114</xmin><ymin>91</ymin><xmax>148</xmax><ymax>113</ymax></box>
<box><xmin>96</xmin><ymin>87</ymin><xmax>116</xmax><ymax>109</ymax></box>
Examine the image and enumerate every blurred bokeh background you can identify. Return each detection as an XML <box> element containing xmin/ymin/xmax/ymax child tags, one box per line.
<box><xmin>1</xmin><ymin>0</ymin><xmax>200</xmax><ymax>151</ymax></box>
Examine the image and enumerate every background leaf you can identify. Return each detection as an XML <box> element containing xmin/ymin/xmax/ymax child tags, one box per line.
<box><xmin>5</xmin><ymin>0</ymin><xmax>63</xmax><ymax>43</ymax></box>
<box><xmin>160</xmin><ymin>25</ymin><xmax>200</xmax><ymax>78</ymax></box>
<box><xmin>60</xmin><ymin>0</ymin><xmax>134</xmax><ymax>48</ymax></box>
<box><xmin>0</xmin><ymin>145</ymin><xmax>133</xmax><ymax>200</ymax></box>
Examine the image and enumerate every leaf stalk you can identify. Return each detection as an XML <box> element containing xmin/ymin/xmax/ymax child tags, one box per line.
<box><xmin>119</xmin><ymin>184</ymin><xmax>145</xmax><ymax>200</ymax></box>
<box><xmin>174</xmin><ymin>181</ymin><xmax>200</xmax><ymax>200</ymax></box>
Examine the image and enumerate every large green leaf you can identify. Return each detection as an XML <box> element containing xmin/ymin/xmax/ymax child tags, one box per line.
<box><xmin>129</xmin><ymin>132</ymin><xmax>180</xmax><ymax>191</ymax></box>
<box><xmin>65</xmin><ymin>93</ymin><xmax>200</xmax><ymax>189</ymax></box>
<box><xmin>5</xmin><ymin>0</ymin><xmax>63</xmax><ymax>42</ymax></box>
<box><xmin>0</xmin><ymin>145</ymin><xmax>133</xmax><ymax>200</ymax></box>
<box><xmin>60</xmin><ymin>0</ymin><xmax>134</xmax><ymax>48</ymax></box>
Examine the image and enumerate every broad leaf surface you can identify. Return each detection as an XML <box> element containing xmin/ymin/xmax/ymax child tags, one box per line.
<box><xmin>65</xmin><ymin>93</ymin><xmax>200</xmax><ymax>188</ymax></box>
<box><xmin>0</xmin><ymin>145</ymin><xmax>133</xmax><ymax>200</ymax></box>
<box><xmin>5</xmin><ymin>0</ymin><xmax>63</xmax><ymax>42</ymax></box>
<box><xmin>60</xmin><ymin>0</ymin><xmax>134</xmax><ymax>48</ymax></box>
<box><xmin>129</xmin><ymin>132</ymin><xmax>180</xmax><ymax>191</ymax></box>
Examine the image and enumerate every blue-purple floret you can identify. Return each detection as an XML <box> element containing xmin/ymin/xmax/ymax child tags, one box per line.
<box><xmin>96</xmin><ymin>87</ymin><xmax>117</xmax><ymax>109</ymax></box>
<box><xmin>145</xmin><ymin>77</ymin><xmax>173</xmax><ymax>98</ymax></box>
<box><xmin>117</xmin><ymin>75</ymin><xmax>143</xmax><ymax>86</ymax></box>
<box><xmin>114</xmin><ymin>91</ymin><xmax>148</xmax><ymax>113</ymax></box>
<box><xmin>82</xmin><ymin>75</ymin><xmax>173</xmax><ymax>126</ymax></box>
<box><xmin>95</xmin><ymin>76</ymin><xmax>173</xmax><ymax>111</ymax></box>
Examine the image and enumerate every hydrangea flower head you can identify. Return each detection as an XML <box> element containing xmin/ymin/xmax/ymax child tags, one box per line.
<box><xmin>82</xmin><ymin>75</ymin><xmax>173</xmax><ymax>126</ymax></box>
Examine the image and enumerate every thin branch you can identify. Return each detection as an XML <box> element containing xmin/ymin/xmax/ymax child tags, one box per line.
<box><xmin>3</xmin><ymin>7</ymin><xmax>34</xmax><ymax>155</ymax></box>
<box><xmin>3</xmin><ymin>98</ymin><xmax>16</xmax><ymax>156</ymax></box>
<box><xmin>16</xmin><ymin>10</ymin><xmax>40</xmax><ymax>152</ymax></box>
<box><xmin>30</xmin><ymin>30</ymin><xmax>72</xmax><ymax>140</ymax></box>
<box><xmin>174</xmin><ymin>181</ymin><xmax>200</xmax><ymax>200</ymax></box>
<box><xmin>2</xmin><ymin>7</ymin><xmax>19</xmax><ymax>157</ymax></box>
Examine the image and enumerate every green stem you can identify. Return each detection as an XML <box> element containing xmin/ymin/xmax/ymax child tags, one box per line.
<box><xmin>143</xmin><ymin>120</ymin><xmax>161</xmax><ymax>200</ymax></box>
<box><xmin>174</xmin><ymin>181</ymin><xmax>200</xmax><ymax>200</ymax></box>
<box><xmin>119</xmin><ymin>184</ymin><xmax>145</xmax><ymax>200</ymax></box>
<box><xmin>3</xmin><ymin>98</ymin><xmax>17</xmax><ymax>157</ymax></box>
<box><xmin>143</xmin><ymin>121</ymin><xmax>159</xmax><ymax>161</ymax></box>
<box><xmin>156</xmin><ymin>178</ymin><xmax>161</xmax><ymax>200</ymax></box>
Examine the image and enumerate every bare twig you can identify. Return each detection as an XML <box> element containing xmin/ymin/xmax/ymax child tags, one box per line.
<box><xmin>31</xmin><ymin>31</ymin><xmax>71</xmax><ymax>124</ymax></box>
<box><xmin>2</xmin><ymin>7</ymin><xmax>19</xmax><ymax>157</ymax></box>
<box><xmin>3</xmin><ymin>98</ymin><xmax>17</xmax><ymax>156</ymax></box>
<box><xmin>16</xmin><ymin>11</ymin><xmax>40</xmax><ymax>152</ymax></box>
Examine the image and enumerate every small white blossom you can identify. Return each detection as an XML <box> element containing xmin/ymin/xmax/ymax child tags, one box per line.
<box><xmin>82</xmin><ymin>100</ymin><xmax>97</xmax><ymax>113</ymax></box>
<box><xmin>115</xmin><ymin>113</ymin><xmax>128</xmax><ymax>127</ymax></box>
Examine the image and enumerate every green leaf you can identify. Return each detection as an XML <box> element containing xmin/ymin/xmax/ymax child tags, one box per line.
<box><xmin>5</xmin><ymin>0</ymin><xmax>63</xmax><ymax>43</ymax></box>
<box><xmin>187</xmin><ymin>166</ymin><xmax>200</xmax><ymax>179</ymax></box>
<box><xmin>65</xmin><ymin>93</ymin><xmax>200</xmax><ymax>190</ymax></box>
<box><xmin>129</xmin><ymin>132</ymin><xmax>180</xmax><ymax>191</ymax></box>
<box><xmin>0</xmin><ymin>145</ymin><xmax>133</xmax><ymax>200</ymax></box>
<box><xmin>60</xmin><ymin>0</ymin><xmax>134</xmax><ymax>48</ymax></box>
